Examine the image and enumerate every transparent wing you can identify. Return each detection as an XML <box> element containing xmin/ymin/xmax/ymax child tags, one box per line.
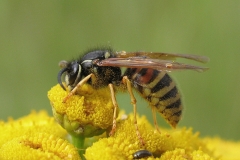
<box><xmin>96</xmin><ymin>57</ymin><xmax>209</xmax><ymax>72</ymax></box>
<box><xmin>114</xmin><ymin>51</ymin><xmax>209</xmax><ymax>63</ymax></box>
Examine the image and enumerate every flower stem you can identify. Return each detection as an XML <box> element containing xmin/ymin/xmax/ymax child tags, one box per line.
<box><xmin>71</xmin><ymin>135</ymin><xmax>85</xmax><ymax>160</ymax></box>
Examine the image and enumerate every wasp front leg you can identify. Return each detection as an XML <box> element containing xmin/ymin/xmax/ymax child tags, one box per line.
<box><xmin>122</xmin><ymin>76</ymin><xmax>145</xmax><ymax>146</ymax></box>
<box><xmin>63</xmin><ymin>74</ymin><xmax>93</xmax><ymax>103</ymax></box>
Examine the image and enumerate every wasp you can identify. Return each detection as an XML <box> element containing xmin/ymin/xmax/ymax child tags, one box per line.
<box><xmin>58</xmin><ymin>47</ymin><xmax>209</xmax><ymax>146</ymax></box>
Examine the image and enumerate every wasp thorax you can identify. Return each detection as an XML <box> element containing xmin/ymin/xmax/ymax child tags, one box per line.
<box><xmin>81</xmin><ymin>60</ymin><xmax>93</xmax><ymax>69</ymax></box>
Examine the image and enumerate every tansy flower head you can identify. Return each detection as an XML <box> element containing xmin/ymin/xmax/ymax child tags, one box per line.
<box><xmin>203</xmin><ymin>137</ymin><xmax>240</xmax><ymax>160</ymax></box>
<box><xmin>48</xmin><ymin>84</ymin><xmax>117</xmax><ymax>137</ymax></box>
<box><xmin>0</xmin><ymin>111</ymin><xmax>80</xmax><ymax>160</ymax></box>
<box><xmin>0</xmin><ymin>111</ymin><xmax>67</xmax><ymax>147</ymax></box>
<box><xmin>85</xmin><ymin>114</ymin><xmax>215</xmax><ymax>160</ymax></box>
<box><xmin>0</xmin><ymin>133</ymin><xmax>80</xmax><ymax>160</ymax></box>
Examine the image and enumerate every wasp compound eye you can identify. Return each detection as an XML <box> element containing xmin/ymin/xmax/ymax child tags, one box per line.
<box><xmin>58</xmin><ymin>61</ymin><xmax>82</xmax><ymax>90</ymax></box>
<box><xmin>66</xmin><ymin>62</ymin><xmax>82</xmax><ymax>88</ymax></box>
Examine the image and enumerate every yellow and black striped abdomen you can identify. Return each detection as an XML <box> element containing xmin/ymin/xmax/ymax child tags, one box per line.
<box><xmin>124</xmin><ymin>68</ymin><xmax>183</xmax><ymax>128</ymax></box>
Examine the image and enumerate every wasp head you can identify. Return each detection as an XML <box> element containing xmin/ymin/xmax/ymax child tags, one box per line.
<box><xmin>57</xmin><ymin>49</ymin><xmax>118</xmax><ymax>90</ymax></box>
<box><xmin>58</xmin><ymin>60</ymin><xmax>82</xmax><ymax>90</ymax></box>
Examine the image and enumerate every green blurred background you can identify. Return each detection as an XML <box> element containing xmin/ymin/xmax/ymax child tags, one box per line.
<box><xmin>1</xmin><ymin>1</ymin><xmax>240</xmax><ymax>140</ymax></box>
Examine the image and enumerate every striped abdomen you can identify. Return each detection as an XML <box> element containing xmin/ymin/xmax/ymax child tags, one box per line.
<box><xmin>124</xmin><ymin>68</ymin><xmax>183</xmax><ymax>128</ymax></box>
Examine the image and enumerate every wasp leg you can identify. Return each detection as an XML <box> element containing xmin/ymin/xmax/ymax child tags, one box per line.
<box><xmin>122</xmin><ymin>76</ymin><xmax>145</xmax><ymax>147</ymax></box>
<box><xmin>151</xmin><ymin>107</ymin><xmax>161</xmax><ymax>133</ymax></box>
<box><xmin>63</xmin><ymin>74</ymin><xmax>93</xmax><ymax>103</ymax></box>
<box><xmin>108</xmin><ymin>84</ymin><xmax>118</xmax><ymax>136</ymax></box>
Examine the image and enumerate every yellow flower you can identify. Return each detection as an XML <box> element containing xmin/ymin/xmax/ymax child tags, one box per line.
<box><xmin>0</xmin><ymin>133</ymin><xmax>80</xmax><ymax>160</ymax></box>
<box><xmin>0</xmin><ymin>111</ymin><xmax>81</xmax><ymax>160</ymax></box>
<box><xmin>203</xmin><ymin>137</ymin><xmax>240</xmax><ymax>160</ymax></box>
<box><xmin>0</xmin><ymin>111</ymin><xmax>67</xmax><ymax>147</ymax></box>
<box><xmin>48</xmin><ymin>84</ymin><xmax>117</xmax><ymax>137</ymax></box>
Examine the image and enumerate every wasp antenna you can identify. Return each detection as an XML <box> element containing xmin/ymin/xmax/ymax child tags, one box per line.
<box><xmin>58</xmin><ymin>68</ymin><xmax>68</xmax><ymax>90</ymax></box>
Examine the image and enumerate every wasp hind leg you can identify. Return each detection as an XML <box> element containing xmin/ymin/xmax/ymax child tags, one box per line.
<box><xmin>62</xmin><ymin>74</ymin><xmax>93</xmax><ymax>103</ymax></box>
<box><xmin>151</xmin><ymin>107</ymin><xmax>161</xmax><ymax>133</ymax></box>
<box><xmin>122</xmin><ymin>76</ymin><xmax>145</xmax><ymax>147</ymax></box>
<box><xmin>108</xmin><ymin>84</ymin><xmax>119</xmax><ymax>136</ymax></box>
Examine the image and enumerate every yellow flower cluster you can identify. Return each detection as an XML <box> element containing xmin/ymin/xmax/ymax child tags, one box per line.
<box><xmin>0</xmin><ymin>111</ymin><xmax>81</xmax><ymax>160</ymax></box>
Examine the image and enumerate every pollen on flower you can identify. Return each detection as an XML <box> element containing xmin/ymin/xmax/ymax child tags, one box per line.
<box><xmin>0</xmin><ymin>132</ymin><xmax>81</xmax><ymax>160</ymax></box>
<box><xmin>47</xmin><ymin>84</ymin><xmax>117</xmax><ymax>137</ymax></box>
